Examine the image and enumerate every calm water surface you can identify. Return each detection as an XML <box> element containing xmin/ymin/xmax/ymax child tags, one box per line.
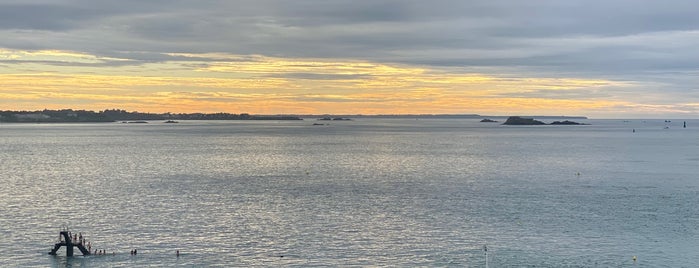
<box><xmin>0</xmin><ymin>118</ymin><xmax>697</xmax><ymax>267</ymax></box>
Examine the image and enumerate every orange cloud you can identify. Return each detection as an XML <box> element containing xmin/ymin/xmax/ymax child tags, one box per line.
<box><xmin>1</xmin><ymin>49</ymin><xmax>635</xmax><ymax>115</ymax></box>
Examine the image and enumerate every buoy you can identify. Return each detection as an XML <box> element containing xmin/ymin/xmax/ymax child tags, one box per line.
<box><xmin>633</xmin><ymin>256</ymin><xmax>637</xmax><ymax>262</ymax></box>
<box><xmin>484</xmin><ymin>245</ymin><xmax>489</xmax><ymax>268</ymax></box>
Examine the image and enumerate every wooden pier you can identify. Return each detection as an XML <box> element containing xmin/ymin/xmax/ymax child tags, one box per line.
<box><xmin>48</xmin><ymin>231</ymin><xmax>91</xmax><ymax>256</ymax></box>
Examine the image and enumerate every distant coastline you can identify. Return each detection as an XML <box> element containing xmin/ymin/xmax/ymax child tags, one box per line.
<box><xmin>0</xmin><ymin>109</ymin><xmax>588</xmax><ymax>123</ymax></box>
<box><xmin>0</xmin><ymin>109</ymin><xmax>303</xmax><ymax>123</ymax></box>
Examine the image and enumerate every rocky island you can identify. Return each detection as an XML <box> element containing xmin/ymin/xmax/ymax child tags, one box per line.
<box><xmin>550</xmin><ymin>120</ymin><xmax>587</xmax><ymax>125</ymax></box>
<box><xmin>502</xmin><ymin>116</ymin><xmax>588</xmax><ymax>125</ymax></box>
<box><xmin>318</xmin><ymin>117</ymin><xmax>352</xmax><ymax>121</ymax></box>
<box><xmin>502</xmin><ymin>116</ymin><xmax>546</xmax><ymax>125</ymax></box>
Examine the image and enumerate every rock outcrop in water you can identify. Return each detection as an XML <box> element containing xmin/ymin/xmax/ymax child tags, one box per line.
<box><xmin>319</xmin><ymin>117</ymin><xmax>352</xmax><ymax>121</ymax></box>
<box><xmin>480</xmin><ymin>118</ymin><xmax>498</xmax><ymax>123</ymax></box>
<box><xmin>502</xmin><ymin>116</ymin><xmax>588</xmax><ymax>125</ymax></box>
<box><xmin>502</xmin><ymin>116</ymin><xmax>546</xmax><ymax>125</ymax></box>
<box><xmin>550</xmin><ymin>120</ymin><xmax>586</xmax><ymax>125</ymax></box>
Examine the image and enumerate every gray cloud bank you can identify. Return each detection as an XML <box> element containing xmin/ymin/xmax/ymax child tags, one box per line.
<box><xmin>2</xmin><ymin>0</ymin><xmax>699</xmax><ymax>115</ymax></box>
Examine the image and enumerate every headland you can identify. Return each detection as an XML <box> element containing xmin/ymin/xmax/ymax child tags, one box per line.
<box><xmin>0</xmin><ymin>109</ymin><xmax>303</xmax><ymax>123</ymax></box>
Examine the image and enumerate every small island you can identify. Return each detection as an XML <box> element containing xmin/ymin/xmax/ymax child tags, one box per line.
<box><xmin>318</xmin><ymin>117</ymin><xmax>352</xmax><ymax>121</ymax></box>
<box><xmin>502</xmin><ymin>116</ymin><xmax>588</xmax><ymax>125</ymax></box>
<box><xmin>502</xmin><ymin>116</ymin><xmax>546</xmax><ymax>125</ymax></box>
<box><xmin>550</xmin><ymin>120</ymin><xmax>587</xmax><ymax>125</ymax></box>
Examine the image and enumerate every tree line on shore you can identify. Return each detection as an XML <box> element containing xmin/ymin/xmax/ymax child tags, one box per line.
<box><xmin>0</xmin><ymin>109</ymin><xmax>302</xmax><ymax>122</ymax></box>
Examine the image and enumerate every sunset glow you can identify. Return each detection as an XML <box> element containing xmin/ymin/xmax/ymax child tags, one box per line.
<box><xmin>2</xmin><ymin>1</ymin><xmax>698</xmax><ymax>118</ymax></box>
<box><xmin>1</xmin><ymin>49</ymin><xmax>638</xmax><ymax>116</ymax></box>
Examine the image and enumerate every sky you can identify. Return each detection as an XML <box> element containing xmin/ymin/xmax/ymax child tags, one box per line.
<box><xmin>1</xmin><ymin>0</ymin><xmax>699</xmax><ymax>118</ymax></box>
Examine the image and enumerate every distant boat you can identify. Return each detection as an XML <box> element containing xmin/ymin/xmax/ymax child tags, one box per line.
<box><xmin>164</xmin><ymin>120</ymin><xmax>179</xmax><ymax>123</ymax></box>
<box><xmin>123</xmin><ymin>121</ymin><xmax>148</xmax><ymax>123</ymax></box>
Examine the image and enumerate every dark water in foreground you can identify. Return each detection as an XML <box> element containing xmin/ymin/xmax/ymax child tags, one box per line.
<box><xmin>1</xmin><ymin>119</ymin><xmax>697</xmax><ymax>267</ymax></box>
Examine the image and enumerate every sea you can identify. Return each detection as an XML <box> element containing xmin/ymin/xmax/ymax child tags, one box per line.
<box><xmin>0</xmin><ymin>118</ymin><xmax>697</xmax><ymax>267</ymax></box>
